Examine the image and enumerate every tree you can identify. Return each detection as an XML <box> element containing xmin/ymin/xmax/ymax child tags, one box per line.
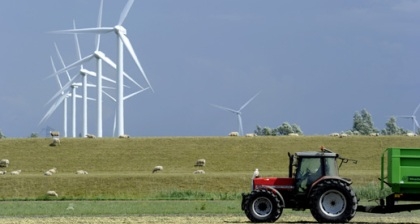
<box><xmin>0</xmin><ymin>130</ymin><xmax>5</xmax><ymax>139</ymax></box>
<box><xmin>352</xmin><ymin>109</ymin><xmax>378</xmax><ymax>135</ymax></box>
<box><xmin>30</xmin><ymin>132</ymin><xmax>39</xmax><ymax>138</ymax></box>
<box><xmin>381</xmin><ymin>116</ymin><xmax>406</xmax><ymax>135</ymax></box>
<box><xmin>254</xmin><ymin>126</ymin><xmax>275</xmax><ymax>136</ymax></box>
<box><xmin>277</xmin><ymin>122</ymin><xmax>294</xmax><ymax>135</ymax></box>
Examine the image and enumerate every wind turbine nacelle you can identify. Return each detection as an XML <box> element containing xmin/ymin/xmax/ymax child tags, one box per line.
<box><xmin>114</xmin><ymin>25</ymin><xmax>127</xmax><ymax>35</ymax></box>
<box><xmin>80</xmin><ymin>69</ymin><xmax>96</xmax><ymax>77</ymax></box>
<box><xmin>94</xmin><ymin>51</ymin><xmax>106</xmax><ymax>58</ymax></box>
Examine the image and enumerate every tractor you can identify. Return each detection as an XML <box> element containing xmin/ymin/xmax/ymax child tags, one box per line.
<box><xmin>241</xmin><ymin>147</ymin><xmax>358</xmax><ymax>223</ymax></box>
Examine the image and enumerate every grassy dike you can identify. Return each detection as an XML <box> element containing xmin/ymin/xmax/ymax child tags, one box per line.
<box><xmin>0</xmin><ymin>136</ymin><xmax>418</xmax><ymax>200</ymax></box>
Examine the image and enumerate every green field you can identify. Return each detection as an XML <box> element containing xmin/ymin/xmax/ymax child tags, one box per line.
<box><xmin>0</xmin><ymin>136</ymin><xmax>418</xmax><ymax>200</ymax></box>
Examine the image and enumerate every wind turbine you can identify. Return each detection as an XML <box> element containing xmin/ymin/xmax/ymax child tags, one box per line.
<box><xmin>50</xmin><ymin>0</ymin><xmax>153</xmax><ymax>137</ymax></box>
<box><xmin>211</xmin><ymin>91</ymin><xmax>261</xmax><ymax>136</ymax></box>
<box><xmin>395</xmin><ymin>103</ymin><xmax>420</xmax><ymax>133</ymax></box>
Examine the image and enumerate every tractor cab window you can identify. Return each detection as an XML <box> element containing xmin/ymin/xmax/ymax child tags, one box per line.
<box><xmin>325</xmin><ymin>157</ymin><xmax>339</xmax><ymax>176</ymax></box>
<box><xmin>296</xmin><ymin>157</ymin><xmax>322</xmax><ymax>191</ymax></box>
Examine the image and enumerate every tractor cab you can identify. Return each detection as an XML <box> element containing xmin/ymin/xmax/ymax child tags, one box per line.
<box><xmin>290</xmin><ymin>151</ymin><xmax>340</xmax><ymax>192</ymax></box>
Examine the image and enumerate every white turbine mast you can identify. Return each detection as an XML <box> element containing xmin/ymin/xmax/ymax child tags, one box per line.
<box><xmin>50</xmin><ymin>0</ymin><xmax>153</xmax><ymax>137</ymax></box>
<box><xmin>211</xmin><ymin>91</ymin><xmax>261</xmax><ymax>136</ymax></box>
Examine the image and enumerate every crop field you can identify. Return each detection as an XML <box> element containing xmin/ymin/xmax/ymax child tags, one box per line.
<box><xmin>0</xmin><ymin>136</ymin><xmax>420</xmax><ymax>223</ymax></box>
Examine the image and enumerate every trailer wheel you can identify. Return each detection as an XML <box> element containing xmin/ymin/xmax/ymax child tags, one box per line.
<box><xmin>309</xmin><ymin>179</ymin><xmax>357</xmax><ymax>223</ymax></box>
<box><xmin>243</xmin><ymin>188</ymin><xmax>282</xmax><ymax>223</ymax></box>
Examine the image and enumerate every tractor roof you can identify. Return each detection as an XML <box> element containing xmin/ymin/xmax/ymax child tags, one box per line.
<box><xmin>295</xmin><ymin>151</ymin><xmax>339</xmax><ymax>158</ymax></box>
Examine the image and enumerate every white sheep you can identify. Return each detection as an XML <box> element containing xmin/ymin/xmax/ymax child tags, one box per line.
<box><xmin>48</xmin><ymin>167</ymin><xmax>57</xmax><ymax>174</ymax></box>
<box><xmin>329</xmin><ymin>132</ymin><xmax>340</xmax><ymax>137</ymax></box>
<box><xmin>339</xmin><ymin>133</ymin><xmax>348</xmax><ymax>138</ymax></box>
<box><xmin>46</xmin><ymin>190</ymin><xmax>58</xmax><ymax>197</ymax></box>
<box><xmin>119</xmin><ymin>134</ymin><xmax>130</xmax><ymax>138</ymax></box>
<box><xmin>44</xmin><ymin>170</ymin><xmax>53</xmax><ymax>176</ymax></box>
<box><xmin>194</xmin><ymin>159</ymin><xmax>206</xmax><ymax>167</ymax></box>
<box><xmin>76</xmin><ymin>170</ymin><xmax>88</xmax><ymax>174</ymax></box>
<box><xmin>152</xmin><ymin>165</ymin><xmax>163</xmax><ymax>173</ymax></box>
<box><xmin>86</xmin><ymin>134</ymin><xmax>96</xmax><ymax>138</ymax></box>
<box><xmin>369</xmin><ymin>133</ymin><xmax>379</xmax><ymax>136</ymax></box>
<box><xmin>245</xmin><ymin>133</ymin><xmax>257</xmax><ymax>137</ymax></box>
<box><xmin>0</xmin><ymin>159</ymin><xmax>9</xmax><ymax>168</ymax></box>
<box><xmin>10</xmin><ymin>170</ymin><xmax>21</xmax><ymax>175</ymax></box>
<box><xmin>406</xmin><ymin>132</ymin><xmax>417</xmax><ymax>137</ymax></box>
<box><xmin>50</xmin><ymin>137</ymin><xmax>60</xmax><ymax>146</ymax></box>
<box><xmin>50</xmin><ymin>131</ymin><xmax>60</xmax><ymax>137</ymax></box>
<box><xmin>228</xmin><ymin>131</ymin><xmax>239</xmax><ymax>136</ymax></box>
<box><xmin>193</xmin><ymin>170</ymin><xmax>205</xmax><ymax>174</ymax></box>
<box><xmin>0</xmin><ymin>171</ymin><xmax>7</xmax><ymax>175</ymax></box>
<box><xmin>288</xmin><ymin>133</ymin><xmax>299</xmax><ymax>136</ymax></box>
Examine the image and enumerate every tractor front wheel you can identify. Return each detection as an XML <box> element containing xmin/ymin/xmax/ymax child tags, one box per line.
<box><xmin>309</xmin><ymin>179</ymin><xmax>357</xmax><ymax>223</ymax></box>
<box><xmin>243</xmin><ymin>188</ymin><xmax>282</xmax><ymax>223</ymax></box>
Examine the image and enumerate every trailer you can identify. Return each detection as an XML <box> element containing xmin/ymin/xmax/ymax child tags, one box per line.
<box><xmin>357</xmin><ymin>147</ymin><xmax>420</xmax><ymax>213</ymax></box>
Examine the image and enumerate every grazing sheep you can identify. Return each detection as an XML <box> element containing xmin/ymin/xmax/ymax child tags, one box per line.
<box><xmin>228</xmin><ymin>131</ymin><xmax>239</xmax><ymax>136</ymax></box>
<box><xmin>50</xmin><ymin>131</ymin><xmax>60</xmax><ymax>137</ymax></box>
<box><xmin>288</xmin><ymin>133</ymin><xmax>299</xmax><ymax>136</ymax></box>
<box><xmin>152</xmin><ymin>165</ymin><xmax>163</xmax><ymax>173</ymax></box>
<box><xmin>0</xmin><ymin>171</ymin><xmax>7</xmax><ymax>175</ymax></box>
<box><xmin>44</xmin><ymin>170</ymin><xmax>53</xmax><ymax>176</ymax></box>
<box><xmin>50</xmin><ymin>137</ymin><xmax>60</xmax><ymax>146</ymax></box>
<box><xmin>46</xmin><ymin>190</ymin><xmax>58</xmax><ymax>197</ymax></box>
<box><xmin>252</xmin><ymin>168</ymin><xmax>260</xmax><ymax>179</ymax></box>
<box><xmin>10</xmin><ymin>170</ymin><xmax>21</xmax><ymax>175</ymax></box>
<box><xmin>0</xmin><ymin>159</ymin><xmax>9</xmax><ymax>168</ymax></box>
<box><xmin>407</xmin><ymin>132</ymin><xmax>417</xmax><ymax>137</ymax></box>
<box><xmin>339</xmin><ymin>133</ymin><xmax>348</xmax><ymax>138</ymax></box>
<box><xmin>48</xmin><ymin>167</ymin><xmax>57</xmax><ymax>174</ymax></box>
<box><xmin>329</xmin><ymin>132</ymin><xmax>340</xmax><ymax>137</ymax></box>
<box><xmin>85</xmin><ymin>134</ymin><xmax>96</xmax><ymax>138</ymax></box>
<box><xmin>369</xmin><ymin>133</ymin><xmax>379</xmax><ymax>136</ymax></box>
<box><xmin>193</xmin><ymin>170</ymin><xmax>205</xmax><ymax>174</ymax></box>
<box><xmin>119</xmin><ymin>134</ymin><xmax>130</xmax><ymax>138</ymax></box>
<box><xmin>76</xmin><ymin>170</ymin><xmax>88</xmax><ymax>174</ymax></box>
<box><xmin>245</xmin><ymin>133</ymin><xmax>257</xmax><ymax>137</ymax></box>
<box><xmin>194</xmin><ymin>159</ymin><xmax>206</xmax><ymax>167</ymax></box>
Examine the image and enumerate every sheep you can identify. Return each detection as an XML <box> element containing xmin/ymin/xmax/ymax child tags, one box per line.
<box><xmin>288</xmin><ymin>133</ymin><xmax>299</xmax><ymax>136</ymax></box>
<box><xmin>44</xmin><ymin>171</ymin><xmax>53</xmax><ymax>176</ymax></box>
<box><xmin>152</xmin><ymin>165</ymin><xmax>163</xmax><ymax>173</ymax></box>
<box><xmin>406</xmin><ymin>132</ymin><xmax>417</xmax><ymax>137</ymax></box>
<box><xmin>50</xmin><ymin>131</ymin><xmax>60</xmax><ymax>137</ymax></box>
<box><xmin>193</xmin><ymin>170</ymin><xmax>205</xmax><ymax>174</ymax></box>
<box><xmin>119</xmin><ymin>134</ymin><xmax>130</xmax><ymax>138</ymax></box>
<box><xmin>0</xmin><ymin>159</ymin><xmax>9</xmax><ymax>168</ymax></box>
<box><xmin>76</xmin><ymin>170</ymin><xmax>88</xmax><ymax>174</ymax></box>
<box><xmin>50</xmin><ymin>137</ymin><xmax>60</xmax><ymax>146</ymax></box>
<box><xmin>10</xmin><ymin>170</ymin><xmax>21</xmax><ymax>175</ymax></box>
<box><xmin>245</xmin><ymin>133</ymin><xmax>257</xmax><ymax>137</ymax></box>
<box><xmin>194</xmin><ymin>159</ymin><xmax>206</xmax><ymax>167</ymax></box>
<box><xmin>46</xmin><ymin>190</ymin><xmax>58</xmax><ymax>197</ymax></box>
<box><xmin>85</xmin><ymin>134</ymin><xmax>96</xmax><ymax>138</ymax></box>
<box><xmin>369</xmin><ymin>133</ymin><xmax>379</xmax><ymax>136</ymax></box>
<box><xmin>48</xmin><ymin>167</ymin><xmax>57</xmax><ymax>174</ymax></box>
<box><xmin>228</xmin><ymin>131</ymin><xmax>239</xmax><ymax>136</ymax></box>
<box><xmin>252</xmin><ymin>168</ymin><xmax>260</xmax><ymax>179</ymax></box>
<box><xmin>329</xmin><ymin>132</ymin><xmax>340</xmax><ymax>137</ymax></box>
<box><xmin>339</xmin><ymin>133</ymin><xmax>348</xmax><ymax>138</ymax></box>
<box><xmin>0</xmin><ymin>171</ymin><xmax>7</xmax><ymax>175</ymax></box>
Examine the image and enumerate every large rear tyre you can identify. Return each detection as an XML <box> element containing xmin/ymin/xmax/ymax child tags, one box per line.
<box><xmin>243</xmin><ymin>189</ymin><xmax>282</xmax><ymax>223</ymax></box>
<box><xmin>309</xmin><ymin>179</ymin><xmax>357</xmax><ymax>223</ymax></box>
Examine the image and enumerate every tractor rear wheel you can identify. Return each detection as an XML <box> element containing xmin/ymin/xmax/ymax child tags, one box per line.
<box><xmin>243</xmin><ymin>188</ymin><xmax>282</xmax><ymax>223</ymax></box>
<box><xmin>309</xmin><ymin>179</ymin><xmax>357</xmax><ymax>223</ymax></box>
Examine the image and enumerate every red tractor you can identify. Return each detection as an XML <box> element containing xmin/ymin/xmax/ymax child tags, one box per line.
<box><xmin>241</xmin><ymin>147</ymin><xmax>358</xmax><ymax>223</ymax></box>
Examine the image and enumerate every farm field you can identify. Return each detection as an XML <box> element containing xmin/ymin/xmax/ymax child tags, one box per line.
<box><xmin>0</xmin><ymin>136</ymin><xmax>420</xmax><ymax>223</ymax></box>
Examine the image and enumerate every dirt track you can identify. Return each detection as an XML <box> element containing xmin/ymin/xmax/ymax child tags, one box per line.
<box><xmin>1</xmin><ymin>213</ymin><xmax>419</xmax><ymax>224</ymax></box>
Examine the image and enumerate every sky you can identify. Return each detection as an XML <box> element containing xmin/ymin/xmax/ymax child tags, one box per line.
<box><xmin>1</xmin><ymin>0</ymin><xmax>420</xmax><ymax>138</ymax></box>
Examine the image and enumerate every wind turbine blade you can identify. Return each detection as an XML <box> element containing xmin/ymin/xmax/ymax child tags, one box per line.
<box><xmin>48</xmin><ymin>54</ymin><xmax>94</xmax><ymax>79</ymax></box>
<box><xmin>123</xmin><ymin>87</ymin><xmax>150</xmax><ymax>100</ymax></box>
<box><xmin>95</xmin><ymin>0</ymin><xmax>104</xmax><ymax>51</ymax></box>
<box><xmin>210</xmin><ymin>104</ymin><xmax>238</xmax><ymax>114</ymax></box>
<box><xmin>102</xmin><ymin>76</ymin><xmax>117</xmax><ymax>84</ymax></box>
<box><xmin>73</xmin><ymin>20</ymin><xmax>82</xmax><ymax>61</ymax></box>
<box><xmin>118</xmin><ymin>31</ymin><xmax>154</xmax><ymax>92</ymax></box>
<box><xmin>118</xmin><ymin>0</ymin><xmax>134</xmax><ymax>25</ymax></box>
<box><xmin>50</xmin><ymin>27</ymin><xmax>114</xmax><ymax>35</ymax></box>
<box><xmin>413</xmin><ymin>103</ymin><xmax>420</xmax><ymax>115</ymax></box>
<box><xmin>48</xmin><ymin>75</ymin><xmax>80</xmax><ymax>104</ymax></box>
<box><xmin>239</xmin><ymin>91</ymin><xmax>261</xmax><ymax>111</ymax></box>
<box><xmin>100</xmin><ymin>53</ymin><xmax>143</xmax><ymax>88</ymax></box>
<box><xmin>103</xmin><ymin>90</ymin><xmax>116</xmax><ymax>102</ymax></box>
<box><xmin>50</xmin><ymin>56</ymin><xmax>63</xmax><ymax>89</ymax></box>
<box><xmin>238</xmin><ymin>114</ymin><xmax>243</xmax><ymax>136</ymax></box>
<box><xmin>39</xmin><ymin>94</ymin><xmax>66</xmax><ymax>125</ymax></box>
<box><xmin>54</xmin><ymin>42</ymin><xmax>72</xmax><ymax>81</ymax></box>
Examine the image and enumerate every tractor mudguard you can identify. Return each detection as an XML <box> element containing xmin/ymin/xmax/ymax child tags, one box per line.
<box><xmin>308</xmin><ymin>176</ymin><xmax>352</xmax><ymax>195</ymax></box>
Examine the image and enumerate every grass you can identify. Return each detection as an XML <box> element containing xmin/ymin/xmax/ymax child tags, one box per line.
<box><xmin>0</xmin><ymin>136</ymin><xmax>418</xmax><ymax>201</ymax></box>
